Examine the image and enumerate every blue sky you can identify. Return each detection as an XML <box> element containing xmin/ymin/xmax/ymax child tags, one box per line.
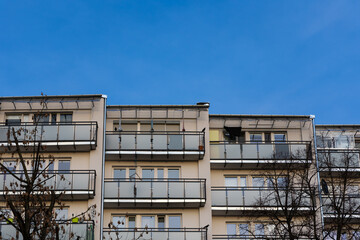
<box><xmin>0</xmin><ymin>1</ymin><xmax>359</xmax><ymax>124</ymax></box>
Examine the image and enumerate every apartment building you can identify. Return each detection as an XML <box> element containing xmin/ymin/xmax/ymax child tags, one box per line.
<box><xmin>209</xmin><ymin>115</ymin><xmax>316</xmax><ymax>239</ymax></box>
<box><xmin>316</xmin><ymin>125</ymin><xmax>360</xmax><ymax>239</ymax></box>
<box><xmin>0</xmin><ymin>94</ymin><xmax>358</xmax><ymax>240</ymax></box>
<box><xmin>0</xmin><ymin>95</ymin><xmax>106</xmax><ymax>239</ymax></box>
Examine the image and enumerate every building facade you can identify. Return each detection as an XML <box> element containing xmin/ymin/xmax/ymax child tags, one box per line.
<box><xmin>0</xmin><ymin>94</ymin><xmax>358</xmax><ymax>239</ymax></box>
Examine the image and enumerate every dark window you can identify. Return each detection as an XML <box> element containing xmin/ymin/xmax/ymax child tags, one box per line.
<box><xmin>60</xmin><ymin>114</ymin><xmax>72</xmax><ymax>123</ymax></box>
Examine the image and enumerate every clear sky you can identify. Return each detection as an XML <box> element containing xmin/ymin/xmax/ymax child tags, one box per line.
<box><xmin>0</xmin><ymin>1</ymin><xmax>359</xmax><ymax>124</ymax></box>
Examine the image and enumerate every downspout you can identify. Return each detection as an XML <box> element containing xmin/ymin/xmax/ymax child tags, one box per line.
<box><xmin>100</xmin><ymin>95</ymin><xmax>107</xmax><ymax>240</ymax></box>
<box><xmin>311</xmin><ymin>115</ymin><xmax>325</xmax><ymax>237</ymax></box>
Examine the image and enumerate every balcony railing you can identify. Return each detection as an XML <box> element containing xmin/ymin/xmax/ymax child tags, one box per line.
<box><xmin>0</xmin><ymin>122</ymin><xmax>98</xmax><ymax>151</ymax></box>
<box><xmin>104</xmin><ymin>178</ymin><xmax>206</xmax><ymax>208</ymax></box>
<box><xmin>212</xmin><ymin>187</ymin><xmax>312</xmax><ymax>215</ymax></box>
<box><xmin>212</xmin><ymin>235</ymin><xmax>314</xmax><ymax>239</ymax></box>
<box><xmin>103</xmin><ymin>228</ymin><xmax>207</xmax><ymax>240</ymax></box>
<box><xmin>322</xmin><ymin>195</ymin><xmax>360</xmax><ymax>218</ymax></box>
<box><xmin>210</xmin><ymin>141</ymin><xmax>311</xmax><ymax>169</ymax></box>
<box><xmin>0</xmin><ymin>221</ymin><xmax>94</xmax><ymax>240</ymax></box>
<box><xmin>105</xmin><ymin>131</ymin><xmax>205</xmax><ymax>160</ymax></box>
<box><xmin>318</xmin><ymin>151</ymin><xmax>360</xmax><ymax>169</ymax></box>
<box><xmin>0</xmin><ymin>170</ymin><xmax>96</xmax><ymax>200</ymax></box>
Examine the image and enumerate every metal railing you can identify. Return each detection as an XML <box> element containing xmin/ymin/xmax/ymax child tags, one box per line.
<box><xmin>212</xmin><ymin>235</ymin><xmax>314</xmax><ymax>239</ymax></box>
<box><xmin>0</xmin><ymin>121</ymin><xmax>98</xmax><ymax>144</ymax></box>
<box><xmin>104</xmin><ymin>178</ymin><xmax>206</xmax><ymax>203</ymax></box>
<box><xmin>0</xmin><ymin>170</ymin><xmax>96</xmax><ymax>197</ymax></box>
<box><xmin>212</xmin><ymin>187</ymin><xmax>312</xmax><ymax>208</ymax></box>
<box><xmin>210</xmin><ymin>141</ymin><xmax>311</xmax><ymax>161</ymax></box>
<box><xmin>103</xmin><ymin>227</ymin><xmax>207</xmax><ymax>240</ymax></box>
<box><xmin>0</xmin><ymin>221</ymin><xmax>94</xmax><ymax>240</ymax></box>
<box><xmin>318</xmin><ymin>150</ymin><xmax>360</xmax><ymax>168</ymax></box>
<box><xmin>322</xmin><ymin>195</ymin><xmax>360</xmax><ymax>215</ymax></box>
<box><xmin>106</xmin><ymin>131</ymin><xmax>205</xmax><ymax>152</ymax></box>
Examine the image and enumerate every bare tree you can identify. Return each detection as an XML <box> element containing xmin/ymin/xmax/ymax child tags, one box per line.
<box><xmin>248</xmin><ymin>144</ymin><xmax>323</xmax><ymax>240</ymax></box>
<box><xmin>317</xmin><ymin>133</ymin><xmax>360</xmax><ymax>240</ymax></box>
<box><xmin>0</xmin><ymin>98</ymin><xmax>96</xmax><ymax>240</ymax></box>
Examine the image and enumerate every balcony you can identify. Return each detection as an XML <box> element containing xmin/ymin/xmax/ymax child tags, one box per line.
<box><xmin>0</xmin><ymin>221</ymin><xmax>94</xmax><ymax>240</ymax></box>
<box><xmin>212</xmin><ymin>235</ymin><xmax>313</xmax><ymax>239</ymax></box>
<box><xmin>210</xmin><ymin>141</ymin><xmax>312</xmax><ymax>169</ymax></box>
<box><xmin>105</xmin><ymin>131</ymin><xmax>205</xmax><ymax>160</ymax></box>
<box><xmin>318</xmin><ymin>150</ymin><xmax>360</xmax><ymax>176</ymax></box>
<box><xmin>103</xmin><ymin>228</ymin><xmax>207</xmax><ymax>240</ymax></box>
<box><xmin>104</xmin><ymin>178</ymin><xmax>206</xmax><ymax>208</ymax></box>
<box><xmin>0</xmin><ymin>122</ymin><xmax>98</xmax><ymax>152</ymax></box>
<box><xmin>0</xmin><ymin>170</ymin><xmax>96</xmax><ymax>200</ymax></box>
<box><xmin>211</xmin><ymin>187</ymin><xmax>312</xmax><ymax>216</ymax></box>
<box><xmin>322</xmin><ymin>195</ymin><xmax>360</xmax><ymax>223</ymax></box>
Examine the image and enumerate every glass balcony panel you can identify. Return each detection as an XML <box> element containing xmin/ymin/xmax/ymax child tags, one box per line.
<box><xmin>0</xmin><ymin>224</ymin><xmax>22</xmax><ymax>240</ymax></box>
<box><xmin>136</xmin><ymin>182</ymin><xmax>152</xmax><ymax>198</ymax></box>
<box><xmin>225</xmin><ymin>144</ymin><xmax>241</xmax><ymax>159</ymax></box>
<box><xmin>258</xmin><ymin>144</ymin><xmax>273</xmax><ymax>159</ymax></box>
<box><xmin>106</xmin><ymin>134</ymin><xmax>119</xmax><ymax>150</ymax></box>
<box><xmin>137</xmin><ymin>135</ymin><xmax>151</xmax><ymax>150</ymax></box>
<box><xmin>212</xmin><ymin>190</ymin><xmax>227</xmax><ymax>206</ymax></box>
<box><xmin>75</xmin><ymin>125</ymin><xmax>90</xmax><ymax>141</ymax></box>
<box><xmin>0</xmin><ymin>127</ymin><xmax>8</xmax><ymax>141</ymax></box>
<box><xmin>56</xmin><ymin>173</ymin><xmax>72</xmax><ymax>190</ymax></box>
<box><xmin>169</xmin><ymin>135</ymin><xmax>183</xmax><ymax>150</ymax></box>
<box><xmin>185</xmin><ymin>135</ymin><xmax>199</xmax><ymax>150</ymax></box>
<box><xmin>228</xmin><ymin>190</ymin><xmax>244</xmax><ymax>206</ymax></box>
<box><xmin>169</xmin><ymin>182</ymin><xmax>184</xmax><ymax>198</ymax></box>
<box><xmin>169</xmin><ymin>232</ymin><xmax>184</xmax><ymax>239</ymax></box>
<box><xmin>275</xmin><ymin>143</ymin><xmax>290</xmax><ymax>158</ymax></box>
<box><xmin>153</xmin><ymin>182</ymin><xmax>167</xmax><ymax>198</ymax></box>
<box><xmin>71</xmin><ymin>223</ymin><xmax>88</xmax><ymax>239</ymax></box>
<box><xmin>210</xmin><ymin>144</ymin><xmax>225</xmax><ymax>159</ymax></box>
<box><xmin>244</xmin><ymin>189</ymin><xmax>261</xmax><ymax>206</ymax></box>
<box><xmin>59</xmin><ymin>224</ymin><xmax>71</xmax><ymax>239</ymax></box>
<box><xmin>242</xmin><ymin>144</ymin><xmax>258</xmax><ymax>159</ymax></box>
<box><xmin>290</xmin><ymin>144</ymin><xmax>307</xmax><ymax>159</ymax></box>
<box><xmin>73</xmin><ymin>173</ymin><xmax>89</xmax><ymax>190</ymax></box>
<box><xmin>119</xmin><ymin>181</ymin><xmax>135</xmax><ymax>198</ymax></box>
<box><xmin>153</xmin><ymin>135</ymin><xmax>167</xmax><ymax>150</ymax></box>
<box><xmin>104</xmin><ymin>181</ymin><xmax>118</xmax><ymax>198</ymax></box>
<box><xmin>58</xmin><ymin>125</ymin><xmax>74</xmax><ymax>141</ymax></box>
<box><xmin>185</xmin><ymin>182</ymin><xmax>201</xmax><ymax>198</ymax></box>
<box><xmin>40</xmin><ymin>125</ymin><xmax>58</xmax><ymax>141</ymax></box>
<box><xmin>121</xmin><ymin>134</ymin><xmax>136</xmax><ymax>150</ymax></box>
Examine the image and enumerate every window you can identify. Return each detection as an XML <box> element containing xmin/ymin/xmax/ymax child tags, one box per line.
<box><xmin>129</xmin><ymin>168</ymin><xmax>136</xmax><ymax>180</ymax></box>
<box><xmin>114</xmin><ymin>169</ymin><xmax>126</xmax><ymax>179</ymax></box>
<box><xmin>141</xmin><ymin>216</ymin><xmax>155</xmax><ymax>228</ymax></box>
<box><xmin>128</xmin><ymin>216</ymin><xmax>136</xmax><ymax>228</ymax></box>
<box><xmin>255</xmin><ymin>224</ymin><xmax>265</xmax><ymax>236</ymax></box>
<box><xmin>5</xmin><ymin>115</ymin><xmax>21</xmax><ymax>125</ymax></box>
<box><xmin>157</xmin><ymin>169</ymin><xmax>164</xmax><ymax>179</ymax></box>
<box><xmin>274</xmin><ymin>133</ymin><xmax>286</xmax><ymax>142</ymax></box>
<box><xmin>113</xmin><ymin>216</ymin><xmax>126</xmax><ymax>228</ymax></box>
<box><xmin>168</xmin><ymin>216</ymin><xmax>181</xmax><ymax>229</ymax></box>
<box><xmin>51</xmin><ymin>114</ymin><xmax>57</xmax><ymax>125</ymax></box>
<box><xmin>55</xmin><ymin>209</ymin><xmax>68</xmax><ymax>220</ymax></box>
<box><xmin>142</xmin><ymin>169</ymin><xmax>154</xmax><ymax>179</ymax></box>
<box><xmin>60</xmin><ymin>114</ymin><xmax>72</xmax><ymax>123</ymax></box>
<box><xmin>168</xmin><ymin>169</ymin><xmax>179</xmax><ymax>179</ymax></box>
<box><xmin>225</xmin><ymin>177</ymin><xmax>238</xmax><ymax>187</ymax></box>
<box><xmin>250</xmin><ymin>134</ymin><xmax>262</xmax><ymax>143</ymax></box>
<box><xmin>252</xmin><ymin>177</ymin><xmax>265</xmax><ymax>187</ymax></box>
<box><xmin>227</xmin><ymin>223</ymin><xmax>236</xmax><ymax>235</ymax></box>
<box><xmin>239</xmin><ymin>224</ymin><xmax>249</xmax><ymax>236</ymax></box>
<box><xmin>34</xmin><ymin>114</ymin><xmax>50</xmax><ymax>124</ymax></box>
<box><xmin>158</xmin><ymin>216</ymin><xmax>165</xmax><ymax>230</ymax></box>
<box><xmin>58</xmin><ymin>161</ymin><xmax>70</xmax><ymax>173</ymax></box>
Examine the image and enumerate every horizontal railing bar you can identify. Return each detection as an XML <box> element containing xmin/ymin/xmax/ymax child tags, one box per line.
<box><xmin>211</xmin><ymin>141</ymin><xmax>311</xmax><ymax>144</ymax></box>
<box><xmin>0</xmin><ymin>121</ymin><xmax>98</xmax><ymax>125</ymax></box>
<box><xmin>105</xmin><ymin>178</ymin><xmax>205</xmax><ymax>182</ymax></box>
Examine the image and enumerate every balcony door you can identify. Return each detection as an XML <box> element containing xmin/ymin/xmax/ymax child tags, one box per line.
<box><xmin>274</xmin><ymin>134</ymin><xmax>289</xmax><ymax>158</ymax></box>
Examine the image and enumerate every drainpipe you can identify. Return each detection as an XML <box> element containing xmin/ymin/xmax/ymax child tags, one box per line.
<box><xmin>311</xmin><ymin>115</ymin><xmax>325</xmax><ymax>237</ymax></box>
<box><xmin>100</xmin><ymin>95</ymin><xmax>107</xmax><ymax>240</ymax></box>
